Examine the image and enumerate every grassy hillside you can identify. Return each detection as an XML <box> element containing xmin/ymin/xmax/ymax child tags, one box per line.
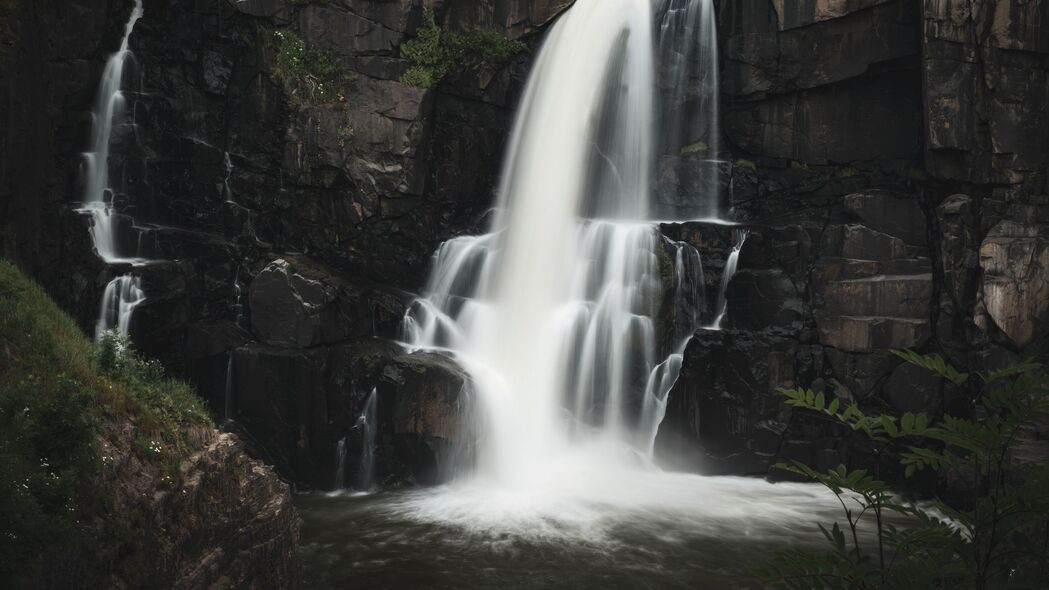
<box><xmin>0</xmin><ymin>260</ymin><xmax>211</xmax><ymax>579</ymax></box>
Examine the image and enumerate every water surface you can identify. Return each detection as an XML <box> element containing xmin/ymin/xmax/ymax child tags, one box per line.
<box><xmin>298</xmin><ymin>473</ymin><xmax>846</xmax><ymax>589</ymax></box>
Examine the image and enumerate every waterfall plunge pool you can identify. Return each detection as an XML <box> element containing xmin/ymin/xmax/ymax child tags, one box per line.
<box><xmin>297</xmin><ymin>471</ymin><xmax>854</xmax><ymax>589</ymax></box>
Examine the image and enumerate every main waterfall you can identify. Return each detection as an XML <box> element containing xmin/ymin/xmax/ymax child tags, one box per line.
<box><xmin>404</xmin><ymin>0</ymin><xmax>712</xmax><ymax>489</ymax></box>
<box><xmin>306</xmin><ymin>0</ymin><xmax>858</xmax><ymax>579</ymax></box>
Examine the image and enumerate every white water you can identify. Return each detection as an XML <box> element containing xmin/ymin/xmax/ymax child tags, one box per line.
<box><xmin>80</xmin><ymin>0</ymin><xmax>144</xmax><ymax>265</ymax></box>
<box><xmin>354</xmin><ymin>388</ymin><xmax>378</xmax><ymax>492</ymax></box>
<box><xmin>710</xmin><ymin>229</ymin><xmax>748</xmax><ymax>330</ymax></box>
<box><xmin>80</xmin><ymin>1</ymin><xmax>148</xmax><ymax>340</ymax></box>
<box><xmin>331</xmin><ymin>388</ymin><xmax>378</xmax><ymax>493</ymax></box>
<box><xmin>655</xmin><ymin>0</ymin><xmax>722</xmax><ymax>220</ymax></box>
<box><xmin>333</xmin><ymin>437</ymin><xmax>348</xmax><ymax>491</ymax></box>
<box><xmin>95</xmin><ymin>274</ymin><xmax>145</xmax><ymax>339</ymax></box>
<box><xmin>402</xmin><ymin>0</ymin><xmax>732</xmax><ymax>508</ymax></box>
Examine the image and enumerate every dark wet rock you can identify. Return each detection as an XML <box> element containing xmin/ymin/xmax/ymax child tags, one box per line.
<box><xmin>656</xmin><ymin>328</ymin><xmax>823</xmax><ymax>475</ymax></box>
<box><xmin>977</xmin><ymin>220</ymin><xmax>1049</xmax><ymax>348</ymax></box>
<box><xmin>883</xmin><ymin>359</ymin><xmax>942</xmax><ymax>414</ymax></box>
<box><xmin>249</xmin><ymin>257</ymin><xmax>408</xmax><ymax>348</ymax></box>
<box><xmin>379</xmin><ymin>351</ymin><xmax>475</xmax><ymax>485</ymax></box>
<box><xmin>843</xmin><ymin>189</ymin><xmax>927</xmax><ymax>246</ymax></box>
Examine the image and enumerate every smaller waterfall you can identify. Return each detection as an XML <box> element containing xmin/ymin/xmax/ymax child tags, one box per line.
<box><xmin>331</xmin><ymin>388</ymin><xmax>379</xmax><ymax>493</ymax></box>
<box><xmin>223</xmin><ymin>351</ymin><xmax>235</xmax><ymax>421</ymax></box>
<box><xmin>354</xmin><ymin>388</ymin><xmax>378</xmax><ymax>492</ymax></box>
<box><xmin>95</xmin><ymin>274</ymin><xmax>145</xmax><ymax>340</ymax></box>
<box><xmin>638</xmin><ymin>239</ymin><xmax>704</xmax><ymax>456</ymax></box>
<box><xmin>710</xmin><ymin>230</ymin><xmax>747</xmax><ymax>329</ymax></box>
<box><xmin>80</xmin><ymin>0</ymin><xmax>144</xmax><ymax>265</ymax></box>
<box><xmin>333</xmin><ymin>437</ymin><xmax>348</xmax><ymax>491</ymax></box>
<box><xmin>655</xmin><ymin>0</ymin><xmax>722</xmax><ymax>220</ymax></box>
<box><xmin>81</xmin><ymin>1</ymin><xmax>151</xmax><ymax>345</ymax></box>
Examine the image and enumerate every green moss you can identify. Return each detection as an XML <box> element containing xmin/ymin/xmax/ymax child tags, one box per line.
<box><xmin>400</xmin><ymin>9</ymin><xmax>526</xmax><ymax>88</ymax></box>
<box><xmin>679</xmin><ymin>142</ymin><xmax>709</xmax><ymax>157</ymax></box>
<box><xmin>0</xmin><ymin>261</ymin><xmax>211</xmax><ymax>578</ymax></box>
<box><xmin>734</xmin><ymin>158</ymin><xmax>757</xmax><ymax>172</ymax></box>
<box><xmin>789</xmin><ymin>159</ymin><xmax>810</xmax><ymax>171</ymax></box>
<box><xmin>268</xmin><ymin>27</ymin><xmax>340</xmax><ymax>104</ymax></box>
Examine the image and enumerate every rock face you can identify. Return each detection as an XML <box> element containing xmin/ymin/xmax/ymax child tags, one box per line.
<box><xmin>37</xmin><ymin>425</ymin><xmax>299</xmax><ymax>590</ymax></box>
<box><xmin>249</xmin><ymin>257</ymin><xmax>406</xmax><ymax>348</ymax></box>
<box><xmin>655</xmin><ymin>0</ymin><xmax>1049</xmax><ymax>477</ymax></box>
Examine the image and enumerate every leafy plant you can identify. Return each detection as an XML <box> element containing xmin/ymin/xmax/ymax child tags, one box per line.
<box><xmin>400</xmin><ymin>9</ymin><xmax>525</xmax><ymax>88</ymax></box>
<box><xmin>269</xmin><ymin>27</ymin><xmax>340</xmax><ymax>104</ymax></box>
<box><xmin>757</xmin><ymin>351</ymin><xmax>1049</xmax><ymax>590</ymax></box>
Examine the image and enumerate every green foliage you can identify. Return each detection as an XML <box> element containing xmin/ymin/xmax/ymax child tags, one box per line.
<box><xmin>400</xmin><ymin>9</ymin><xmax>526</xmax><ymax>88</ymax></box>
<box><xmin>96</xmin><ymin>331</ymin><xmax>211</xmax><ymax>450</ymax></box>
<box><xmin>735</xmin><ymin>158</ymin><xmax>757</xmax><ymax>171</ymax></box>
<box><xmin>269</xmin><ymin>28</ymin><xmax>341</xmax><ymax>104</ymax></box>
<box><xmin>759</xmin><ymin>351</ymin><xmax>1049</xmax><ymax>589</ymax></box>
<box><xmin>0</xmin><ymin>261</ymin><xmax>211</xmax><ymax>579</ymax></box>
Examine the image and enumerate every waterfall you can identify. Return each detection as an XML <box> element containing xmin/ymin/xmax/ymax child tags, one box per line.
<box><xmin>80</xmin><ymin>0</ymin><xmax>144</xmax><ymax>265</ymax></box>
<box><xmin>331</xmin><ymin>388</ymin><xmax>378</xmax><ymax>493</ymax></box>
<box><xmin>655</xmin><ymin>0</ymin><xmax>722</xmax><ymax>220</ymax></box>
<box><xmin>333</xmin><ymin>437</ymin><xmax>348</xmax><ymax>491</ymax></box>
<box><xmin>354</xmin><ymin>388</ymin><xmax>378</xmax><ymax>492</ymax></box>
<box><xmin>95</xmin><ymin>274</ymin><xmax>145</xmax><ymax>339</ymax></box>
<box><xmin>80</xmin><ymin>0</ymin><xmax>148</xmax><ymax>341</ymax></box>
<box><xmin>403</xmin><ymin>0</ymin><xmax>718</xmax><ymax>490</ymax></box>
<box><xmin>710</xmin><ymin>230</ymin><xmax>747</xmax><ymax>330</ymax></box>
<box><xmin>223</xmin><ymin>351</ymin><xmax>235</xmax><ymax>421</ymax></box>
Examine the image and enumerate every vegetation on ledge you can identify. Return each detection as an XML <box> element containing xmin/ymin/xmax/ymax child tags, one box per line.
<box><xmin>400</xmin><ymin>8</ymin><xmax>526</xmax><ymax>88</ymax></box>
<box><xmin>758</xmin><ymin>350</ymin><xmax>1049</xmax><ymax>590</ymax></box>
<box><xmin>0</xmin><ymin>261</ymin><xmax>210</xmax><ymax>583</ymax></box>
<box><xmin>268</xmin><ymin>27</ymin><xmax>343</xmax><ymax>105</ymax></box>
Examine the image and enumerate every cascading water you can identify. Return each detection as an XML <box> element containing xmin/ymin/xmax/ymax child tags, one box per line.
<box><xmin>405</xmin><ymin>0</ymin><xmax>674</xmax><ymax>488</ymax></box>
<box><xmin>95</xmin><ymin>274</ymin><xmax>145</xmax><ymax>338</ymax></box>
<box><xmin>354</xmin><ymin>389</ymin><xmax>378</xmax><ymax>492</ymax></box>
<box><xmin>80</xmin><ymin>0</ymin><xmax>148</xmax><ymax>340</ymax></box>
<box><xmin>654</xmin><ymin>0</ymin><xmax>722</xmax><ymax>220</ymax></box>
<box><xmin>80</xmin><ymin>0</ymin><xmax>144</xmax><ymax>265</ymax></box>
<box><xmin>330</xmin><ymin>388</ymin><xmax>378</xmax><ymax>494</ymax></box>
<box><xmin>710</xmin><ymin>229</ymin><xmax>748</xmax><ymax>329</ymax></box>
<box><xmin>303</xmin><ymin>0</ymin><xmax>859</xmax><ymax>584</ymax></box>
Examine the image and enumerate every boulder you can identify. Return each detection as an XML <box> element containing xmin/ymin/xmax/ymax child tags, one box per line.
<box><xmin>379</xmin><ymin>352</ymin><xmax>474</xmax><ymax>485</ymax></box>
<box><xmin>978</xmin><ymin>220</ymin><xmax>1049</xmax><ymax>348</ymax></box>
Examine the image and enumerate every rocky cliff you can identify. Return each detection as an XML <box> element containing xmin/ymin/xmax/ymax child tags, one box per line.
<box><xmin>656</xmin><ymin>0</ymin><xmax>1049</xmax><ymax>477</ymax></box>
<box><xmin>0</xmin><ymin>261</ymin><xmax>298</xmax><ymax>589</ymax></box>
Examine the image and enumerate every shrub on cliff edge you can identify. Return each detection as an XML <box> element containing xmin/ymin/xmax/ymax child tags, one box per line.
<box><xmin>400</xmin><ymin>8</ymin><xmax>525</xmax><ymax>88</ymax></box>
<box><xmin>0</xmin><ymin>261</ymin><xmax>210</xmax><ymax>582</ymax></box>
